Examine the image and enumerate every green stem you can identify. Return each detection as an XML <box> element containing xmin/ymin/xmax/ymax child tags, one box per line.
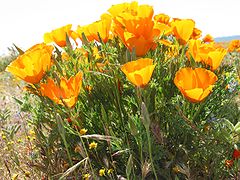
<box><xmin>146</xmin><ymin>130</ymin><xmax>158</xmax><ymax>180</ymax></box>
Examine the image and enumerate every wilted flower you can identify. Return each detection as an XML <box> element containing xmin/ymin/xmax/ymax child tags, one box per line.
<box><xmin>40</xmin><ymin>71</ymin><xmax>83</xmax><ymax>108</ymax></box>
<box><xmin>6</xmin><ymin>43</ymin><xmax>53</xmax><ymax>84</ymax></box>
<box><xmin>121</xmin><ymin>58</ymin><xmax>156</xmax><ymax>88</ymax></box>
<box><xmin>174</xmin><ymin>68</ymin><xmax>218</xmax><ymax>103</ymax></box>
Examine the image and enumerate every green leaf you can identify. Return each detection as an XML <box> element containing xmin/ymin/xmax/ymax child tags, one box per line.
<box><xmin>81</xmin><ymin>32</ymin><xmax>89</xmax><ymax>46</ymax></box>
<box><xmin>65</xmin><ymin>33</ymin><xmax>73</xmax><ymax>51</ymax></box>
<box><xmin>222</xmin><ymin>118</ymin><xmax>234</xmax><ymax>132</ymax></box>
<box><xmin>141</xmin><ymin>102</ymin><xmax>151</xmax><ymax>129</ymax></box>
<box><xmin>234</xmin><ymin>122</ymin><xmax>240</xmax><ymax>131</ymax></box>
<box><xmin>126</xmin><ymin>154</ymin><xmax>133</xmax><ymax>179</ymax></box>
<box><xmin>13</xmin><ymin>44</ymin><xmax>24</xmax><ymax>55</ymax></box>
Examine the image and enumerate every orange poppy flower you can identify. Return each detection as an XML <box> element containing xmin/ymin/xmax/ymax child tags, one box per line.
<box><xmin>187</xmin><ymin>40</ymin><xmax>227</xmax><ymax>70</ymax></box>
<box><xmin>6</xmin><ymin>43</ymin><xmax>53</xmax><ymax>84</ymax></box>
<box><xmin>77</xmin><ymin>13</ymin><xmax>112</xmax><ymax>43</ymax></box>
<box><xmin>108</xmin><ymin>1</ymin><xmax>139</xmax><ymax>17</ymax></box>
<box><xmin>44</xmin><ymin>24</ymin><xmax>75</xmax><ymax>47</ymax></box>
<box><xmin>203</xmin><ymin>34</ymin><xmax>214</xmax><ymax>43</ymax></box>
<box><xmin>191</xmin><ymin>27</ymin><xmax>202</xmax><ymax>40</ymax></box>
<box><xmin>108</xmin><ymin>2</ymin><xmax>158</xmax><ymax>56</ymax></box>
<box><xmin>205</xmin><ymin>48</ymin><xmax>227</xmax><ymax>71</ymax></box>
<box><xmin>121</xmin><ymin>58</ymin><xmax>156</xmax><ymax>88</ymax></box>
<box><xmin>174</xmin><ymin>68</ymin><xmax>218</xmax><ymax>103</ymax></box>
<box><xmin>186</xmin><ymin>39</ymin><xmax>202</xmax><ymax>62</ymax></box>
<box><xmin>40</xmin><ymin>71</ymin><xmax>83</xmax><ymax>108</ymax></box>
<box><xmin>171</xmin><ymin>19</ymin><xmax>195</xmax><ymax>44</ymax></box>
<box><xmin>228</xmin><ymin>40</ymin><xmax>240</xmax><ymax>52</ymax></box>
<box><xmin>154</xmin><ymin>13</ymin><xmax>170</xmax><ymax>25</ymax></box>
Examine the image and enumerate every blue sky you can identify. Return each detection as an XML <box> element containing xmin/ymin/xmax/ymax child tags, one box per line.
<box><xmin>0</xmin><ymin>0</ymin><xmax>239</xmax><ymax>55</ymax></box>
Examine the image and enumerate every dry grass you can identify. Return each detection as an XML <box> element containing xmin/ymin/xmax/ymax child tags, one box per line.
<box><xmin>0</xmin><ymin>72</ymin><xmax>40</xmax><ymax>179</ymax></box>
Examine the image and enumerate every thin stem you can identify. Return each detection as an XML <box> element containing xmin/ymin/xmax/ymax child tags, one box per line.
<box><xmin>146</xmin><ymin>130</ymin><xmax>158</xmax><ymax>180</ymax></box>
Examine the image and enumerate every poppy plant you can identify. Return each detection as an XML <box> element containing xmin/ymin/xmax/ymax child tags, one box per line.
<box><xmin>121</xmin><ymin>58</ymin><xmax>156</xmax><ymax>88</ymax></box>
<box><xmin>203</xmin><ymin>34</ymin><xmax>214</xmax><ymax>43</ymax></box>
<box><xmin>205</xmin><ymin>48</ymin><xmax>227</xmax><ymax>71</ymax></box>
<box><xmin>40</xmin><ymin>71</ymin><xmax>83</xmax><ymax>108</ymax></box>
<box><xmin>108</xmin><ymin>2</ymin><xmax>158</xmax><ymax>56</ymax></box>
<box><xmin>77</xmin><ymin>13</ymin><xmax>112</xmax><ymax>43</ymax></box>
<box><xmin>44</xmin><ymin>24</ymin><xmax>76</xmax><ymax>47</ymax></box>
<box><xmin>6</xmin><ymin>43</ymin><xmax>53</xmax><ymax>84</ymax></box>
<box><xmin>187</xmin><ymin>40</ymin><xmax>227</xmax><ymax>70</ymax></box>
<box><xmin>171</xmin><ymin>19</ymin><xmax>195</xmax><ymax>44</ymax></box>
<box><xmin>174</xmin><ymin>68</ymin><xmax>218</xmax><ymax>103</ymax></box>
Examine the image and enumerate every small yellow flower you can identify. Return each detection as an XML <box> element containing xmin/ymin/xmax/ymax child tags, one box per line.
<box><xmin>7</xmin><ymin>141</ymin><xmax>14</xmax><ymax>145</ymax></box>
<box><xmin>89</xmin><ymin>141</ymin><xmax>98</xmax><ymax>149</ymax></box>
<box><xmin>80</xmin><ymin>128</ymin><xmax>88</xmax><ymax>135</ymax></box>
<box><xmin>107</xmin><ymin>168</ymin><xmax>114</xmax><ymax>174</ymax></box>
<box><xmin>83</xmin><ymin>173</ymin><xmax>91</xmax><ymax>180</ymax></box>
<box><xmin>17</xmin><ymin>139</ymin><xmax>23</xmax><ymax>143</ymax></box>
<box><xmin>2</xmin><ymin>135</ymin><xmax>6</xmax><ymax>140</ymax></box>
<box><xmin>24</xmin><ymin>171</ymin><xmax>31</xmax><ymax>177</ymax></box>
<box><xmin>29</xmin><ymin>129</ymin><xmax>35</xmax><ymax>136</ymax></box>
<box><xmin>99</xmin><ymin>168</ymin><xmax>106</xmax><ymax>176</ymax></box>
<box><xmin>11</xmin><ymin>173</ymin><xmax>19</xmax><ymax>180</ymax></box>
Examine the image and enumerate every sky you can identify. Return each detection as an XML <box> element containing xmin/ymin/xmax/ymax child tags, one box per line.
<box><xmin>0</xmin><ymin>0</ymin><xmax>240</xmax><ymax>55</ymax></box>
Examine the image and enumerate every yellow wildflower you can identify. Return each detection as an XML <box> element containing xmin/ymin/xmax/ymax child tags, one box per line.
<box><xmin>83</xmin><ymin>173</ymin><xmax>91</xmax><ymax>180</ymax></box>
<box><xmin>107</xmin><ymin>168</ymin><xmax>114</xmax><ymax>174</ymax></box>
<box><xmin>80</xmin><ymin>128</ymin><xmax>88</xmax><ymax>135</ymax></box>
<box><xmin>24</xmin><ymin>171</ymin><xmax>31</xmax><ymax>177</ymax></box>
<box><xmin>11</xmin><ymin>173</ymin><xmax>19</xmax><ymax>180</ymax></box>
<box><xmin>99</xmin><ymin>168</ymin><xmax>106</xmax><ymax>176</ymax></box>
<box><xmin>89</xmin><ymin>141</ymin><xmax>98</xmax><ymax>149</ymax></box>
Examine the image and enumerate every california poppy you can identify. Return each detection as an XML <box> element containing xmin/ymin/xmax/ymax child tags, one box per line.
<box><xmin>203</xmin><ymin>34</ymin><xmax>214</xmax><ymax>43</ymax></box>
<box><xmin>40</xmin><ymin>71</ymin><xmax>83</xmax><ymax>108</ymax></box>
<box><xmin>191</xmin><ymin>27</ymin><xmax>202</xmax><ymax>40</ymax></box>
<box><xmin>77</xmin><ymin>13</ymin><xmax>112</xmax><ymax>43</ymax></box>
<box><xmin>187</xmin><ymin>40</ymin><xmax>227</xmax><ymax>70</ymax></box>
<box><xmin>171</xmin><ymin>19</ymin><xmax>195</xmax><ymax>44</ymax></box>
<box><xmin>228</xmin><ymin>39</ymin><xmax>240</xmax><ymax>52</ymax></box>
<box><xmin>6</xmin><ymin>43</ymin><xmax>53</xmax><ymax>84</ymax></box>
<box><xmin>154</xmin><ymin>13</ymin><xmax>170</xmax><ymax>25</ymax></box>
<box><xmin>44</xmin><ymin>24</ymin><xmax>76</xmax><ymax>47</ymax></box>
<box><xmin>121</xmin><ymin>58</ymin><xmax>156</xmax><ymax>88</ymax></box>
<box><xmin>205</xmin><ymin>48</ymin><xmax>227</xmax><ymax>71</ymax></box>
<box><xmin>174</xmin><ymin>68</ymin><xmax>218</xmax><ymax>103</ymax></box>
<box><xmin>108</xmin><ymin>2</ymin><xmax>157</xmax><ymax>56</ymax></box>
